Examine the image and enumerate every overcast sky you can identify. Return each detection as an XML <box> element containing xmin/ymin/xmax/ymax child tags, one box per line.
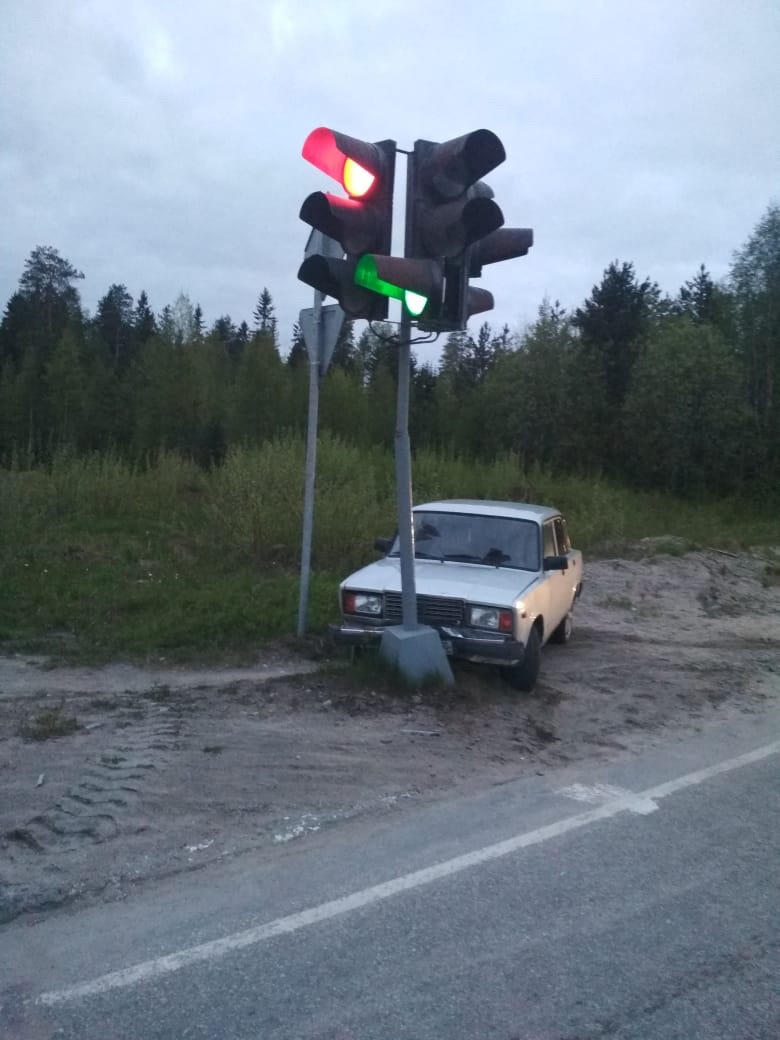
<box><xmin>2</xmin><ymin>0</ymin><xmax>778</xmax><ymax>355</ymax></box>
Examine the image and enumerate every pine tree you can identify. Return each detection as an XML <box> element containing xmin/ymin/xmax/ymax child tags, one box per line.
<box><xmin>573</xmin><ymin>260</ymin><xmax>660</xmax><ymax>411</ymax></box>
<box><xmin>45</xmin><ymin>327</ymin><xmax>89</xmax><ymax>448</ymax></box>
<box><xmin>479</xmin><ymin>299</ymin><xmax>576</xmax><ymax>467</ymax></box>
<box><xmin>235</xmin><ymin>321</ymin><xmax>251</xmax><ymax>354</ymax></box>
<box><xmin>94</xmin><ymin>283</ymin><xmax>134</xmax><ymax>367</ymax></box>
<box><xmin>0</xmin><ymin>292</ymin><xmax>32</xmax><ymax>369</ymax></box>
<box><xmin>439</xmin><ymin>330</ymin><xmax>471</xmax><ymax>394</ymax></box>
<box><xmin>572</xmin><ymin>261</ymin><xmax>661</xmax><ymax>473</ymax></box>
<box><xmin>623</xmin><ymin>319</ymin><xmax>751</xmax><ymax>494</ymax></box>
<box><xmin>134</xmin><ymin>291</ymin><xmax>157</xmax><ymax>345</ymax></box>
<box><xmin>158</xmin><ymin>305</ymin><xmax>176</xmax><ymax>344</ymax></box>
<box><xmin>211</xmin><ymin>316</ymin><xmax>241</xmax><ymax>358</ymax></box>
<box><xmin>677</xmin><ymin>264</ymin><xmax>733</xmax><ymax>335</ymax></box>
<box><xmin>331</xmin><ymin>320</ymin><xmax>357</xmax><ymax>372</ymax></box>
<box><xmin>359</xmin><ymin>324</ymin><xmax>403</xmax><ymax>388</ymax></box>
<box><xmin>253</xmin><ymin>288</ymin><xmax>277</xmax><ymax>343</ymax></box>
<box><xmin>18</xmin><ymin>246</ymin><xmax>84</xmax><ymax>339</ymax></box>
<box><xmin>228</xmin><ymin>333</ymin><xmax>289</xmax><ymax>444</ymax></box>
<box><xmin>730</xmin><ymin>202</ymin><xmax>780</xmax><ymax>460</ymax></box>
<box><xmin>287</xmin><ymin>322</ymin><xmax>308</xmax><ymax>368</ymax></box>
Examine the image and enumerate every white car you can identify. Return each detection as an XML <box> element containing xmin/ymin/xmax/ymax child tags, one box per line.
<box><xmin>331</xmin><ymin>499</ymin><xmax>584</xmax><ymax>691</ymax></box>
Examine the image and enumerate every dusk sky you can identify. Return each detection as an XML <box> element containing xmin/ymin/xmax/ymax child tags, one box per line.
<box><xmin>2</xmin><ymin>1</ymin><xmax>778</xmax><ymax>354</ymax></box>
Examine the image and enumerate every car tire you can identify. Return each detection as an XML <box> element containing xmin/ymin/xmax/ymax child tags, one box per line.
<box><xmin>501</xmin><ymin>625</ymin><xmax>541</xmax><ymax>692</ymax></box>
<box><xmin>549</xmin><ymin>611</ymin><xmax>573</xmax><ymax>645</ymax></box>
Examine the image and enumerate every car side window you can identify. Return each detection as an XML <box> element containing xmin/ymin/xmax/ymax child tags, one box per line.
<box><xmin>543</xmin><ymin>521</ymin><xmax>556</xmax><ymax>558</ymax></box>
<box><xmin>553</xmin><ymin>517</ymin><xmax>570</xmax><ymax>554</ymax></box>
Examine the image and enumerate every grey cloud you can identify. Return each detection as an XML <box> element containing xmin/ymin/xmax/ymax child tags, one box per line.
<box><xmin>2</xmin><ymin>0</ymin><xmax>778</xmax><ymax>346</ymax></box>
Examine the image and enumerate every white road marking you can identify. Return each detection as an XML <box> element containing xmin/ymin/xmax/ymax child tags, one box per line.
<box><xmin>37</xmin><ymin>738</ymin><xmax>780</xmax><ymax>1007</ymax></box>
<box><xmin>556</xmin><ymin>782</ymin><xmax>659</xmax><ymax>814</ymax></box>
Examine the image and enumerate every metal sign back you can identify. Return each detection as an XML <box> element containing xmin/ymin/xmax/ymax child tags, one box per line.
<box><xmin>300</xmin><ymin>304</ymin><xmax>345</xmax><ymax>376</ymax></box>
<box><xmin>304</xmin><ymin>229</ymin><xmax>344</xmax><ymax>262</ymax></box>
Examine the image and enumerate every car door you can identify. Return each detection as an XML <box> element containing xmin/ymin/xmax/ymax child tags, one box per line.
<box><xmin>531</xmin><ymin>520</ymin><xmax>560</xmax><ymax>640</ymax></box>
<box><xmin>552</xmin><ymin>515</ymin><xmax>580</xmax><ymax>616</ymax></box>
<box><xmin>543</xmin><ymin>517</ymin><xmax>574</xmax><ymax>630</ymax></box>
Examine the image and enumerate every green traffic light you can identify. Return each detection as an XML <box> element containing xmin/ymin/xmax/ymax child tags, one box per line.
<box><xmin>354</xmin><ymin>256</ymin><xmax>429</xmax><ymax>317</ymax></box>
<box><xmin>403</xmin><ymin>291</ymin><xmax>427</xmax><ymax>316</ymax></box>
<box><xmin>354</xmin><ymin>255</ymin><xmax>403</xmax><ymax>303</ymax></box>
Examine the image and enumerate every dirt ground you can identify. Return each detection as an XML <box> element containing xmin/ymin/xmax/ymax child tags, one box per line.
<box><xmin>2</xmin><ymin>547</ymin><xmax>779</xmax><ymax>924</ymax></box>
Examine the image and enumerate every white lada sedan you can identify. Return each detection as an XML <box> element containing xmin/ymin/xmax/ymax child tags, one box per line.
<box><xmin>331</xmin><ymin>499</ymin><xmax>584</xmax><ymax>691</ymax></box>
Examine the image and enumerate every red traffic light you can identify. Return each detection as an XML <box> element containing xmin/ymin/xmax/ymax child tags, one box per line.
<box><xmin>299</xmin><ymin>129</ymin><xmax>396</xmax><ymax>320</ymax></box>
<box><xmin>302</xmin><ymin>127</ymin><xmax>390</xmax><ymax>200</ymax></box>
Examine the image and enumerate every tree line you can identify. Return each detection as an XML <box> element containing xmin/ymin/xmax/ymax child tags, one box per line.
<box><xmin>1</xmin><ymin>201</ymin><xmax>778</xmax><ymax>498</ymax></box>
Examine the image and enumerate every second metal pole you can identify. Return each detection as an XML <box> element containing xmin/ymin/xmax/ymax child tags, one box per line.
<box><xmin>296</xmin><ymin>294</ymin><xmax>322</xmax><ymax>637</ymax></box>
<box><xmin>394</xmin><ymin>308</ymin><xmax>418</xmax><ymax>630</ymax></box>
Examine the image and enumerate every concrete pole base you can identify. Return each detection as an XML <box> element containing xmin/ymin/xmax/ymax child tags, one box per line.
<box><xmin>379</xmin><ymin>625</ymin><xmax>454</xmax><ymax>686</ymax></box>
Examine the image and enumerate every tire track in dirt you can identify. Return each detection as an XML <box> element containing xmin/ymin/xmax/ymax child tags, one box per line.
<box><xmin>5</xmin><ymin>714</ymin><xmax>182</xmax><ymax>853</ymax></box>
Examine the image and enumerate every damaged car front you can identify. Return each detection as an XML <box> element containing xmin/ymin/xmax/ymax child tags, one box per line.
<box><xmin>330</xmin><ymin>500</ymin><xmax>583</xmax><ymax>691</ymax></box>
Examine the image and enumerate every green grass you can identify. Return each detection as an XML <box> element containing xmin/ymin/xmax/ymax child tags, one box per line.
<box><xmin>1</xmin><ymin>437</ymin><xmax>778</xmax><ymax>663</ymax></box>
<box><xmin>19</xmin><ymin>704</ymin><xmax>81</xmax><ymax>741</ymax></box>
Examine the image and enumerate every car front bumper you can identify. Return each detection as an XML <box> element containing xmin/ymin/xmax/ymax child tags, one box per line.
<box><xmin>329</xmin><ymin>621</ymin><xmax>525</xmax><ymax>667</ymax></box>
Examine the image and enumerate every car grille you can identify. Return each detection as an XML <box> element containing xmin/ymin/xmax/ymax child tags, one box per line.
<box><xmin>383</xmin><ymin>592</ymin><xmax>464</xmax><ymax>626</ymax></box>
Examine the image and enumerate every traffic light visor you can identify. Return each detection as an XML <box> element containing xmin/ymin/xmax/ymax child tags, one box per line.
<box><xmin>354</xmin><ymin>255</ymin><xmax>410</xmax><ymax>307</ymax></box>
<box><xmin>354</xmin><ymin>255</ymin><xmax>439</xmax><ymax>317</ymax></box>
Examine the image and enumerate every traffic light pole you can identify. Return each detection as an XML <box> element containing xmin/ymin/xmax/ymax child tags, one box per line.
<box><xmin>297</xmin><ymin>232</ymin><xmax>344</xmax><ymax>637</ymax></box>
<box><xmin>394</xmin><ymin>307</ymin><xmax>418</xmax><ymax>631</ymax></box>
<box><xmin>296</xmin><ymin>291</ymin><xmax>322</xmax><ymax>639</ymax></box>
<box><xmin>378</xmin><ymin>147</ymin><xmax>453</xmax><ymax>685</ymax></box>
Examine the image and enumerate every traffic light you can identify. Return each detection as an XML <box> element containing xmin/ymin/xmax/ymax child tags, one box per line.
<box><xmin>406</xmin><ymin>130</ymin><xmax>533</xmax><ymax>331</ymax></box>
<box><xmin>349</xmin><ymin>131</ymin><xmax>506</xmax><ymax>326</ymax></box>
<box><xmin>352</xmin><ymin>254</ymin><xmax>442</xmax><ymax>319</ymax></box>
<box><xmin>298</xmin><ymin>127</ymin><xmax>396</xmax><ymax>321</ymax></box>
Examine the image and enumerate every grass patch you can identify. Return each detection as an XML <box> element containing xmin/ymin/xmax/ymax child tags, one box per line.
<box><xmin>19</xmin><ymin>704</ymin><xmax>80</xmax><ymax>741</ymax></box>
<box><xmin>335</xmin><ymin>644</ymin><xmax>453</xmax><ymax>694</ymax></box>
<box><xmin>1</xmin><ymin>438</ymin><xmax>778</xmax><ymax>663</ymax></box>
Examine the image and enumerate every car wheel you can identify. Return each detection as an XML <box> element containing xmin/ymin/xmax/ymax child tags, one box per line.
<box><xmin>549</xmin><ymin>611</ymin><xmax>573</xmax><ymax>645</ymax></box>
<box><xmin>501</xmin><ymin>625</ymin><xmax>541</xmax><ymax>692</ymax></box>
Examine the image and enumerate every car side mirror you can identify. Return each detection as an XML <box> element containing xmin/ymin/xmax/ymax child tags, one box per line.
<box><xmin>374</xmin><ymin>537</ymin><xmax>392</xmax><ymax>554</ymax></box>
<box><xmin>543</xmin><ymin>554</ymin><xmax>569</xmax><ymax>571</ymax></box>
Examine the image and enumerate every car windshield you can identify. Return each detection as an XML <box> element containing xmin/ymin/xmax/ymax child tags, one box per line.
<box><xmin>388</xmin><ymin>511</ymin><xmax>540</xmax><ymax>571</ymax></box>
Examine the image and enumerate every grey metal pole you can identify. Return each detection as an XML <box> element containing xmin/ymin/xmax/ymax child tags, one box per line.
<box><xmin>296</xmin><ymin>293</ymin><xmax>322</xmax><ymax>637</ymax></box>
<box><xmin>394</xmin><ymin>309</ymin><xmax>418</xmax><ymax>630</ymax></box>
<box><xmin>395</xmin><ymin>142</ymin><xmax>421</xmax><ymax>631</ymax></box>
<box><xmin>377</xmin><ymin>144</ymin><xmax>453</xmax><ymax>685</ymax></box>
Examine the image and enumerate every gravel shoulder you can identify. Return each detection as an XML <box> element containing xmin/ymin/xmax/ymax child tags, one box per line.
<box><xmin>1</xmin><ymin>549</ymin><xmax>779</xmax><ymax>924</ymax></box>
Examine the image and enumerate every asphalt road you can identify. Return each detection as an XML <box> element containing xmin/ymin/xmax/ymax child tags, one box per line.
<box><xmin>2</xmin><ymin>703</ymin><xmax>779</xmax><ymax>1040</ymax></box>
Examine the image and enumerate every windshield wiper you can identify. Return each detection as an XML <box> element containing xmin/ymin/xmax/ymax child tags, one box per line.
<box><xmin>483</xmin><ymin>547</ymin><xmax>510</xmax><ymax>566</ymax></box>
<box><xmin>414</xmin><ymin>548</ymin><xmax>444</xmax><ymax>561</ymax></box>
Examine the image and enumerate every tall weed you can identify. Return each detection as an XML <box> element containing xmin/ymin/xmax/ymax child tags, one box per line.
<box><xmin>2</xmin><ymin>439</ymin><xmax>779</xmax><ymax>661</ymax></box>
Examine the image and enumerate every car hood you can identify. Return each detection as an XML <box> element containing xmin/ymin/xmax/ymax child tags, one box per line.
<box><xmin>342</xmin><ymin>557</ymin><xmax>537</xmax><ymax>604</ymax></box>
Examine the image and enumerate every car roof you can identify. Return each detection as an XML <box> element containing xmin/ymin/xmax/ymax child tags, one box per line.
<box><xmin>414</xmin><ymin>499</ymin><xmax>560</xmax><ymax>522</ymax></box>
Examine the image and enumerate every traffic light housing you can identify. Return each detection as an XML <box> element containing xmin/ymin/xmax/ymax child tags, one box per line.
<box><xmin>406</xmin><ymin>130</ymin><xmax>533</xmax><ymax>331</ymax></box>
<box><xmin>353</xmin><ymin>254</ymin><xmax>442</xmax><ymax>318</ymax></box>
<box><xmin>297</xmin><ymin>126</ymin><xmax>532</xmax><ymax>330</ymax></box>
<box><xmin>298</xmin><ymin>128</ymin><xmax>396</xmax><ymax>321</ymax></box>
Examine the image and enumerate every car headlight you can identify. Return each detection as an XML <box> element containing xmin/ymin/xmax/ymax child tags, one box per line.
<box><xmin>468</xmin><ymin>604</ymin><xmax>514</xmax><ymax>633</ymax></box>
<box><xmin>342</xmin><ymin>590</ymin><xmax>383</xmax><ymax>616</ymax></box>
